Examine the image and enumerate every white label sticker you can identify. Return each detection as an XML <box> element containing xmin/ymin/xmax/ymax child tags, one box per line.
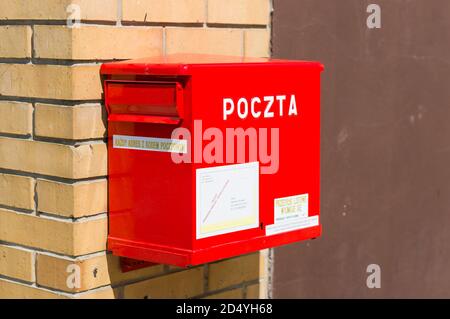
<box><xmin>266</xmin><ymin>194</ymin><xmax>319</xmax><ymax>236</ymax></box>
<box><xmin>196</xmin><ymin>162</ymin><xmax>259</xmax><ymax>239</ymax></box>
<box><xmin>113</xmin><ymin>135</ymin><xmax>187</xmax><ymax>153</ymax></box>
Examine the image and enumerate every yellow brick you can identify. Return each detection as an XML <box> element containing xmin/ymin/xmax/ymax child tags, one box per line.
<box><xmin>0</xmin><ymin>64</ymin><xmax>101</xmax><ymax>100</ymax></box>
<box><xmin>208</xmin><ymin>0</ymin><xmax>271</xmax><ymax>25</ymax></box>
<box><xmin>123</xmin><ymin>0</ymin><xmax>204</xmax><ymax>23</ymax></box>
<box><xmin>35</xmin><ymin>103</ymin><xmax>106</xmax><ymax>140</ymax></box>
<box><xmin>0</xmin><ymin>208</ymin><xmax>107</xmax><ymax>256</ymax></box>
<box><xmin>245</xmin><ymin>283</ymin><xmax>260</xmax><ymax>299</ymax></box>
<box><xmin>72</xmin><ymin>221</ymin><xmax>107</xmax><ymax>256</ymax></box>
<box><xmin>0</xmin><ymin>101</ymin><xmax>33</xmax><ymax>136</ymax></box>
<box><xmin>34</xmin><ymin>26</ymin><xmax>163</xmax><ymax>60</ymax></box>
<box><xmin>166</xmin><ymin>28</ymin><xmax>242</xmax><ymax>56</ymax></box>
<box><xmin>0</xmin><ymin>281</ymin><xmax>115</xmax><ymax>299</ymax></box>
<box><xmin>205</xmin><ymin>288</ymin><xmax>243</xmax><ymax>299</ymax></box>
<box><xmin>0</xmin><ymin>173</ymin><xmax>35</xmax><ymax>211</ymax></box>
<box><xmin>0</xmin><ymin>26</ymin><xmax>32</xmax><ymax>58</ymax></box>
<box><xmin>74</xmin><ymin>286</ymin><xmax>115</xmax><ymax>299</ymax></box>
<box><xmin>0</xmin><ymin>245</ymin><xmax>34</xmax><ymax>282</ymax></box>
<box><xmin>37</xmin><ymin>179</ymin><xmax>107</xmax><ymax>218</ymax></box>
<box><xmin>0</xmin><ymin>279</ymin><xmax>67</xmax><ymax>299</ymax></box>
<box><xmin>36</xmin><ymin>253</ymin><xmax>165</xmax><ymax>293</ymax></box>
<box><xmin>36</xmin><ymin>253</ymin><xmax>109</xmax><ymax>292</ymax></box>
<box><xmin>244</xmin><ymin>29</ymin><xmax>271</xmax><ymax>58</ymax></box>
<box><xmin>257</xmin><ymin>249</ymin><xmax>269</xmax><ymax>280</ymax></box>
<box><xmin>107</xmin><ymin>254</ymin><xmax>165</xmax><ymax>286</ymax></box>
<box><xmin>123</xmin><ymin>268</ymin><xmax>204</xmax><ymax>299</ymax></box>
<box><xmin>208</xmin><ymin>254</ymin><xmax>260</xmax><ymax>291</ymax></box>
<box><xmin>0</xmin><ymin>138</ymin><xmax>107</xmax><ymax>179</ymax></box>
<box><xmin>0</xmin><ymin>0</ymin><xmax>117</xmax><ymax>21</ymax></box>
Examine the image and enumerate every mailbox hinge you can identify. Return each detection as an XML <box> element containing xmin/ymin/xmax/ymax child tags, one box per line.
<box><xmin>119</xmin><ymin>257</ymin><xmax>158</xmax><ymax>273</ymax></box>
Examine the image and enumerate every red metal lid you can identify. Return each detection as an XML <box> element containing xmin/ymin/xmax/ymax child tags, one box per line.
<box><xmin>100</xmin><ymin>54</ymin><xmax>324</xmax><ymax>76</ymax></box>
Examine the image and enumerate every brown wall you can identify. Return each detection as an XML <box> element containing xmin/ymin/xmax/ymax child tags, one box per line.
<box><xmin>272</xmin><ymin>0</ymin><xmax>450</xmax><ymax>298</ymax></box>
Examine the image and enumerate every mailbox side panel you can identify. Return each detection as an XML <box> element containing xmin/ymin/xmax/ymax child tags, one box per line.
<box><xmin>189</xmin><ymin>63</ymin><xmax>322</xmax><ymax>263</ymax></box>
<box><xmin>106</xmin><ymin>76</ymin><xmax>195</xmax><ymax>265</ymax></box>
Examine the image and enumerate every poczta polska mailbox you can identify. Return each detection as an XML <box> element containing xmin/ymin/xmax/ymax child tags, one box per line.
<box><xmin>101</xmin><ymin>54</ymin><xmax>324</xmax><ymax>267</ymax></box>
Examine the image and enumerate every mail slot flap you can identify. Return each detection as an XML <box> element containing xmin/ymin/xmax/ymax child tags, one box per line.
<box><xmin>105</xmin><ymin>81</ymin><xmax>184</xmax><ymax>123</ymax></box>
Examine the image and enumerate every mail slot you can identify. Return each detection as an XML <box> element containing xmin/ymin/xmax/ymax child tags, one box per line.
<box><xmin>101</xmin><ymin>54</ymin><xmax>324</xmax><ymax>267</ymax></box>
<box><xmin>105</xmin><ymin>81</ymin><xmax>184</xmax><ymax>125</ymax></box>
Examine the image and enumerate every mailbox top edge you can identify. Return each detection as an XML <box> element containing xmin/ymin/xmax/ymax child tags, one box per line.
<box><xmin>100</xmin><ymin>53</ymin><xmax>324</xmax><ymax>76</ymax></box>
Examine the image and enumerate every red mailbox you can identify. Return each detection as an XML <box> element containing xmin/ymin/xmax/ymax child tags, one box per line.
<box><xmin>101</xmin><ymin>54</ymin><xmax>323</xmax><ymax>267</ymax></box>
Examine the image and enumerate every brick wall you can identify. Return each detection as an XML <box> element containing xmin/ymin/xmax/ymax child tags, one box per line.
<box><xmin>0</xmin><ymin>0</ymin><xmax>272</xmax><ymax>299</ymax></box>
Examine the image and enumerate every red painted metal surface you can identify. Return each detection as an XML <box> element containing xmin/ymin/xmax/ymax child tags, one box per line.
<box><xmin>101</xmin><ymin>54</ymin><xmax>324</xmax><ymax>267</ymax></box>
